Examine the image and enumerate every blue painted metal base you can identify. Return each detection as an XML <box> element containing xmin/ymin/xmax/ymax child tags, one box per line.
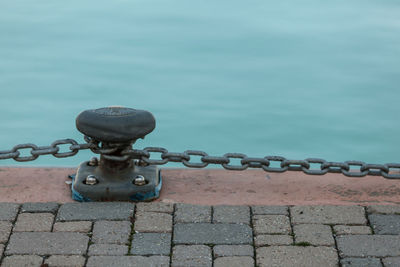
<box><xmin>68</xmin><ymin>172</ymin><xmax>162</xmax><ymax>202</ymax></box>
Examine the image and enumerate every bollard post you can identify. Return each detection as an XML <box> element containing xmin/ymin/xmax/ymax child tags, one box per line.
<box><xmin>70</xmin><ymin>107</ymin><xmax>162</xmax><ymax>202</ymax></box>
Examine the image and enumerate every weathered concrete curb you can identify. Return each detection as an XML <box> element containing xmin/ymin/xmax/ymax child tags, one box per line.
<box><xmin>0</xmin><ymin>167</ymin><xmax>399</xmax><ymax>205</ymax></box>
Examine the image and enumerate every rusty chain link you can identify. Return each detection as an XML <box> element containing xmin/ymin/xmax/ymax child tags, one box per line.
<box><xmin>1</xmin><ymin>139</ymin><xmax>400</xmax><ymax>179</ymax></box>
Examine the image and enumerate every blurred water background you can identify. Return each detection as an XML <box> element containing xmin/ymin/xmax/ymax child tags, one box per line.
<box><xmin>0</xmin><ymin>0</ymin><xmax>399</xmax><ymax>167</ymax></box>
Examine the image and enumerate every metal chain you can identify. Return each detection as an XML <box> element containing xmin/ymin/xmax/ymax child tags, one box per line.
<box><xmin>0</xmin><ymin>139</ymin><xmax>94</xmax><ymax>162</ymax></box>
<box><xmin>1</xmin><ymin>140</ymin><xmax>399</xmax><ymax>179</ymax></box>
<box><xmin>117</xmin><ymin>146</ymin><xmax>400</xmax><ymax>179</ymax></box>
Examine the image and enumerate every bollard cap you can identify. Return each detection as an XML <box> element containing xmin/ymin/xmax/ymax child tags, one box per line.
<box><xmin>76</xmin><ymin>107</ymin><xmax>155</xmax><ymax>142</ymax></box>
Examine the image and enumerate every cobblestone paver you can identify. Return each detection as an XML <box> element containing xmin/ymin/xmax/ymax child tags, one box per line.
<box><xmin>92</xmin><ymin>220</ymin><xmax>131</xmax><ymax>244</ymax></box>
<box><xmin>21</xmin><ymin>202</ymin><xmax>59</xmax><ymax>213</ymax></box>
<box><xmin>13</xmin><ymin>213</ymin><xmax>54</xmax><ymax>232</ymax></box>
<box><xmin>0</xmin><ymin>203</ymin><xmax>19</xmax><ymax>221</ymax></box>
<box><xmin>254</xmin><ymin>234</ymin><xmax>293</xmax><ymax>247</ymax></box>
<box><xmin>0</xmin><ymin>222</ymin><xmax>12</xmax><ymax>244</ymax></box>
<box><xmin>213</xmin><ymin>205</ymin><xmax>250</xmax><ymax>224</ymax></box>
<box><xmin>293</xmin><ymin>224</ymin><xmax>334</xmax><ymax>246</ymax></box>
<box><xmin>251</xmin><ymin>205</ymin><xmax>288</xmax><ymax>215</ymax></box>
<box><xmin>369</xmin><ymin>214</ymin><xmax>400</xmax><ymax>234</ymax></box>
<box><xmin>6</xmin><ymin>232</ymin><xmax>89</xmax><ymax>255</ymax></box>
<box><xmin>174</xmin><ymin>223</ymin><xmax>252</xmax><ymax>244</ymax></box>
<box><xmin>367</xmin><ymin>205</ymin><xmax>400</xmax><ymax>214</ymax></box>
<box><xmin>136</xmin><ymin>202</ymin><xmax>174</xmax><ymax>213</ymax></box>
<box><xmin>56</xmin><ymin>202</ymin><xmax>134</xmax><ymax>221</ymax></box>
<box><xmin>383</xmin><ymin>257</ymin><xmax>400</xmax><ymax>267</ymax></box>
<box><xmin>340</xmin><ymin>257</ymin><xmax>383</xmax><ymax>267</ymax></box>
<box><xmin>88</xmin><ymin>244</ymin><xmax>129</xmax><ymax>256</ymax></box>
<box><xmin>1</xmin><ymin>202</ymin><xmax>400</xmax><ymax>266</ymax></box>
<box><xmin>174</xmin><ymin>204</ymin><xmax>211</xmax><ymax>223</ymax></box>
<box><xmin>291</xmin><ymin>205</ymin><xmax>367</xmax><ymax>225</ymax></box>
<box><xmin>135</xmin><ymin>212</ymin><xmax>172</xmax><ymax>233</ymax></box>
<box><xmin>130</xmin><ymin>233</ymin><xmax>171</xmax><ymax>255</ymax></box>
<box><xmin>253</xmin><ymin>215</ymin><xmax>291</xmax><ymax>234</ymax></box>
<box><xmin>53</xmin><ymin>221</ymin><xmax>92</xmax><ymax>232</ymax></box>
<box><xmin>86</xmin><ymin>256</ymin><xmax>170</xmax><ymax>267</ymax></box>
<box><xmin>213</xmin><ymin>245</ymin><xmax>253</xmax><ymax>257</ymax></box>
<box><xmin>214</xmin><ymin>256</ymin><xmax>254</xmax><ymax>267</ymax></box>
<box><xmin>172</xmin><ymin>245</ymin><xmax>212</xmax><ymax>267</ymax></box>
<box><xmin>1</xmin><ymin>255</ymin><xmax>43</xmax><ymax>267</ymax></box>
<box><xmin>333</xmin><ymin>225</ymin><xmax>372</xmax><ymax>235</ymax></box>
<box><xmin>44</xmin><ymin>255</ymin><xmax>86</xmax><ymax>267</ymax></box>
<box><xmin>337</xmin><ymin>235</ymin><xmax>400</xmax><ymax>257</ymax></box>
<box><xmin>257</xmin><ymin>246</ymin><xmax>338</xmax><ymax>267</ymax></box>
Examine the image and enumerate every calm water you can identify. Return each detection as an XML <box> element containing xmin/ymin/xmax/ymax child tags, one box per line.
<box><xmin>1</xmin><ymin>0</ymin><xmax>399</xmax><ymax>167</ymax></box>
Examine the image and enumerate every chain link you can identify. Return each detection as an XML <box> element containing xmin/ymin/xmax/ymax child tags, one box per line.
<box><xmin>182</xmin><ymin>150</ymin><xmax>209</xmax><ymax>168</ymax></box>
<box><xmin>0</xmin><ymin>139</ymin><xmax>94</xmax><ymax>162</ymax></box>
<box><xmin>1</xmin><ymin>140</ymin><xmax>399</xmax><ymax>179</ymax></box>
<box><xmin>301</xmin><ymin>158</ymin><xmax>328</xmax><ymax>175</ymax></box>
<box><xmin>382</xmin><ymin>163</ymin><xmax>400</xmax><ymax>179</ymax></box>
<box><xmin>222</xmin><ymin>153</ymin><xmax>249</xmax><ymax>171</ymax></box>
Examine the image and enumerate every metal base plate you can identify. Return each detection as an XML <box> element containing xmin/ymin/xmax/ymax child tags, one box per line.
<box><xmin>71</xmin><ymin>161</ymin><xmax>162</xmax><ymax>202</ymax></box>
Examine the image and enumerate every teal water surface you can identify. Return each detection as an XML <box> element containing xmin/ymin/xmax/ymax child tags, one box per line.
<box><xmin>0</xmin><ymin>0</ymin><xmax>400</xmax><ymax>167</ymax></box>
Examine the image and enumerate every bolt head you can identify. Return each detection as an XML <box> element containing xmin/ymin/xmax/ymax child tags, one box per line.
<box><xmin>134</xmin><ymin>175</ymin><xmax>146</xmax><ymax>186</ymax></box>
<box><xmin>85</xmin><ymin>175</ymin><xmax>98</xmax><ymax>185</ymax></box>
<box><xmin>134</xmin><ymin>160</ymin><xmax>148</xmax><ymax>167</ymax></box>
<box><xmin>88</xmin><ymin>157</ymin><xmax>99</xmax><ymax>166</ymax></box>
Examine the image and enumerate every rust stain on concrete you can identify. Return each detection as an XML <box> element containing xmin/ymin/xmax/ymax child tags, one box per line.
<box><xmin>0</xmin><ymin>167</ymin><xmax>399</xmax><ymax>205</ymax></box>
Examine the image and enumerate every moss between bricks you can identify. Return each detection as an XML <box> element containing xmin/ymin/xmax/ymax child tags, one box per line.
<box><xmin>294</xmin><ymin>242</ymin><xmax>312</xmax><ymax>247</ymax></box>
<box><xmin>127</xmin><ymin>216</ymin><xmax>136</xmax><ymax>255</ymax></box>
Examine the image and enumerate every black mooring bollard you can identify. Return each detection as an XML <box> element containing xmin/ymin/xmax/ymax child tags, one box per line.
<box><xmin>70</xmin><ymin>107</ymin><xmax>161</xmax><ymax>202</ymax></box>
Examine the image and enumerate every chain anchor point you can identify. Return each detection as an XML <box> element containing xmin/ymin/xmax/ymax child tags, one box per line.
<box><xmin>71</xmin><ymin>106</ymin><xmax>162</xmax><ymax>202</ymax></box>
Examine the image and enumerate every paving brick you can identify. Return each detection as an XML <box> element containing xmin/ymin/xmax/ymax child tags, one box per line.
<box><xmin>213</xmin><ymin>205</ymin><xmax>250</xmax><ymax>224</ymax></box>
<box><xmin>214</xmin><ymin>256</ymin><xmax>254</xmax><ymax>267</ymax></box>
<box><xmin>213</xmin><ymin>245</ymin><xmax>253</xmax><ymax>257</ymax></box>
<box><xmin>340</xmin><ymin>257</ymin><xmax>383</xmax><ymax>267</ymax></box>
<box><xmin>0</xmin><ymin>221</ymin><xmax>12</xmax><ymax>244</ymax></box>
<box><xmin>87</xmin><ymin>256</ymin><xmax>170</xmax><ymax>267</ymax></box>
<box><xmin>6</xmin><ymin>232</ymin><xmax>89</xmax><ymax>255</ymax></box>
<box><xmin>53</xmin><ymin>221</ymin><xmax>92</xmax><ymax>233</ymax></box>
<box><xmin>256</xmin><ymin>246</ymin><xmax>338</xmax><ymax>267</ymax></box>
<box><xmin>254</xmin><ymin>235</ymin><xmax>293</xmax><ymax>247</ymax></box>
<box><xmin>253</xmin><ymin>215</ymin><xmax>291</xmax><ymax>234</ymax></box>
<box><xmin>136</xmin><ymin>202</ymin><xmax>174</xmax><ymax>213</ymax></box>
<box><xmin>291</xmin><ymin>206</ymin><xmax>366</xmax><ymax>225</ymax></box>
<box><xmin>92</xmin><ymin>220</ymin><xmax>131</xmax><ymax>245</ymax></box>
<box><xmin>172</xmin><ymin>245</ymin><xmax>212</xmax><ymax>267</ymax></box>
<box><xmin>174</xmin><ymin>223</ymin><xmax>252</xmax><ymax>245</ymax></box>
<box><xmin>337</xmin><ymin>235</ymin><xmax>400</xmax><ymax>257</ymax></box>
<box><xmin>213</xmin><ymin>205</ymin><xmax>250</xmax><ymax>225</ymax></box>
<box><xmin>44</xmin><ymin>255</ymin><xmax>86</xmax><ymax>267</ymax></box>
<box><xmin>13</xmin><ymin>213</ymin><xmax>54</xmax><ymax>232</ymax></box>
<box><xmin>135</xmin><ymin>212</ymin><xmax>172</xmax><ymax>233</ymax></box>
<box><xmin>88</xmin><ymin>244</ymin><xmax>128</xmax><ymax>256</ymax></box>
<box><xmin>383</xmin><ymin>257</ymin><xmax>400</xmax><ymax>267</ymax></box>
<box><xmin>333</xmin><ymin>225</ymin><xmax>372</xmax><ymax>235</ymax></box>
<box><xmin>130</xmin><ymin>233</ymin><xmax>171</xmax><ymax>255</ymax></box>
<box><xmin>294</xmin><ymin>224</ymin><xmax>334</xmax><ymax>246</ymax></box>
<box><xmin>251</xmin><ymin>206</ymin><xmax>288</xmax><ymax>215</ymax></box>
<box><xmin>56</xmin><ymin>202</ymin><xmax>134</xmax><ymax>221</ymax></box>
<box><xmin>0</xmin><ymin>203</ymin><xmax>19</xmax><ymax>221</ymax></box>
<box><xmin>174</xmin><ymin>204</ymin><xmax>211</xmax><ymax>223</ymax></box>
<box><xmin>367</xmin><ymin>205</ymin><xmax>400</xmax><ymax>214</ymax></box>
<box><xmin>369</xmin><ymin>214</ymin><xmax>400</xmax><ymax>234</ymax></box>
<box><xmin>1</xmin><ymin>255</ymin><xmax>43</xmax><ymax>267</ymax></box>
<box><xmin>21</xmin><ymin>202</ymin><xmax>59</xmax><ymax>213</ymax></box>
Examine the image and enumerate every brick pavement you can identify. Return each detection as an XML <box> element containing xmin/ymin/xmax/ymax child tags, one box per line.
<box><xmin>0</xmin><ymin>202</ymin><xmax>400</xmax><ymax>266</ymax></box>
